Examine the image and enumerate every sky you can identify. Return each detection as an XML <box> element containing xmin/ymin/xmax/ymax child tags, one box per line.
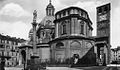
<box><xmin>0</xmin><ymin>0</ymin><xmax>119</xmax><ymax>48</ymax></box>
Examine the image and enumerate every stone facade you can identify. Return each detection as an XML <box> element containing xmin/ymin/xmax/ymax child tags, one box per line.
<box><xmin>35</xmin><ymin>0</ymin><xmax>55</xmax><ymax>62</ymax></box>
<box><xmin>50</xmin><ymin>39</ymin><xmax>95</xmax><ymax>61</ymax></box>
<box><xmin>49</xmin><ymin>7</ymin><xmax>96</xmax><ymax>65</ymax></box>
<box><xmin>27</xmin><ymin>2</ymin><xmax>111</xmax><ymax>66</ymax></box>
<box><xmin>95</xmin><ymin>3</ymin><xmax>111</xmax><ymax>65</ymax></box>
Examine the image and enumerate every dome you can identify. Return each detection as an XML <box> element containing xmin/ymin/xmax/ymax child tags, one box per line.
<box><xmin>39</xmin><ymin>16</ymin><xmax>55</xmax><ymax>26</ymax></box>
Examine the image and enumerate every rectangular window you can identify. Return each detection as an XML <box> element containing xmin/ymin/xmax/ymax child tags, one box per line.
<box><xmin>98</xmin><ymin>8</ymin><xmax>102</xmax><ymax>14</ymax></box>
<box><xmin>81</xmin><ymin>11</ymin><xmax>83</xmax><ymax>16</ymax></box>
<box><xmin>68</xmin><ymin>10</ymin><xmax>70</xmax><ymax>15</ymax></box>
<box><xmin>7</xmin><ymin>41</ymin><xmax>9</xmax><ymax>44</ymax></box>
<box><xmin>16</xmin><ymin>53</ymin><xmax>17</xmax><ymax>56</ymax></box>
<box><xmin>7</xmin><ymin>52</ymin><xmax>9</xmax><ymax>56</ymax></box>
<box><xmin>2</xmin><ymin>40</ymin><xmax>4</xmax><ymax>43</ymax></box>
<box><xmin>63</xmin><ymin>24</ymin><xmax>66</xmax><ymax>34</ymax></box>
<box><xmin>80</xmin><ymin>21</ymin><xmax>84</xmax><ymax>35</ymax></box>
<box><xmin>12</xmin><ymin>52</ymin><xmax>13</xmax><ymax>56</ymax></box>
<box><xmin>81</xmin><ymin>24</ymin><xmax>84</xmax><ymax>34</ymax></box>
<box><xmin>63</xmin><ymin>11</ymin><xmax>66</xmax><ymax>16</ymax></box>
<box><xmin>79</xmin><ymin>10</ymin><xmax>81</xmax><ymax>16</ymax></box>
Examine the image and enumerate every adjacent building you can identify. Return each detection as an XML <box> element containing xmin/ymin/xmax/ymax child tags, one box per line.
<box><xmin>111</xmin><ymin>47</ymin><xmax>120</xmax><ymax>63</ymax></box>
<box><xmin>0</xmin><ymin>34</ymin><xmax>25</xmax><ymax>66</ymax></box>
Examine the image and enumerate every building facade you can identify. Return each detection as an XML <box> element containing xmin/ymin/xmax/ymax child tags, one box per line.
<box><xmin>111</xmin><ymin>48</ymin><xmax>117</xmax><ymax>62</ymax></box>
<box><xmin>0</xmin><ymin>34</ymin><xmax>25</xmax><ymax>66</ymax></box>
<box><xmin>26</xmin><ymin>1</ymin><xmax>111</xmax><ymax>66</ymax></box>
<box><xmin>36</xmin><ymin>0</ymin><xmax>55</xmax><ymax>62</ymax></box>
<box><xmin>49</xmin><ymin>7</ymin><xmax>96</xmax><ymax>65</ymax></box>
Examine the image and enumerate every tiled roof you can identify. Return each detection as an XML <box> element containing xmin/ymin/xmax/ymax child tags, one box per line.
<box><xmin>0</xmin><ymin>34</ymin><xmax>26</xmax><ymax>42</ymax></box>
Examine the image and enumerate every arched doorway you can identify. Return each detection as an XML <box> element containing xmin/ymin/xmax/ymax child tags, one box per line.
<box><xmin>55</xmin><ymin>42</ymin><xmax>65</xmax><ymax>63</ymax></box>
<box><xmin>70</xmin><ymin>40</ymin><xmax>81</xmax><ymax>57</ymax></box>
<box><xmin>21</xmin><ymin>50</ymin><xmax>26</xmax><ymax>64</ymax></box>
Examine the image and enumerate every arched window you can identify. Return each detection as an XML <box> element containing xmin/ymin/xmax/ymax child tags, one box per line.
<box><xmin>80</xmin><ymin>21</ymin><xmax>84</xmax><ymax>34</ymax></box>
<box><xmin>49</xmin><ymin>9</ymin><xmax>51</xmax><ymax>16</ymax></box>
<box><xmin>86</xmin><ymin>42</ymin><xmax>92</xmax><ymax>48</ymax></box>
<box><xmin>70</xmin><ymin>40</ymin><xmax>81</xmax><ymax>48</ymax></box>
<box><xmin>46</xmin><ymin>20</ymin><xmax>51</xmax><ymax>25</ymax></box>
<box><xmin>40</xmin><ymin>31</ymin><xmax>45</xmax><ymax>38</ymax></box>
<box><xmin>56</xmin><ymin>42</ymin><xmax>64</xmax><ymax>48</ymax></box>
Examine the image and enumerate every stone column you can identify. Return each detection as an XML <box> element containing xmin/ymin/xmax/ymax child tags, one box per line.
<box><xmin>32</xmin><ymin>10</ymin><xmax>37</xmax><ymax>55</ymax></box>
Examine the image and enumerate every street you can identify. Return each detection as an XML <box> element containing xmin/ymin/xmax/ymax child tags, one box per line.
<box><xmin>46</xmin><ymin>66</ymin><xmax>120</xmax><ymax>70</ymax></box>
<box><xmin>4</xmin><ymin>64</ymin><xmax>120</xmax><ymax>70</ymax></box>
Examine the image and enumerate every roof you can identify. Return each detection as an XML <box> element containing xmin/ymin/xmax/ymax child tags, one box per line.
<box><xmin>18</xmin><ymin>45</ymin><xmax>33</xmax><ymax>49</ymax></box>
<box><xmin>55</xmin><ymin>6</ymin><xmax>88</xmax><ymax>16</ymax></box>
<box><xmin>0</xmin><ymin>34</ymin><xmax>26</xmax><ymax>42</ymax></box>
<box><xmin>46</xmin><ymin>3</ymin><xmax>54</xmax><ymax>9</ymax></box>
<box><xmin>39</xmin><ymin>16</ymin><xmax>55</xmax><ymax>26</ymax></box>
<box><xmin>37</xmin><ymin>15</ymin><xmax>55</xmax><ymax>33</ymax></box>
<box><xmin>37</xmin><ymin>43</ymin><xmax>50</xmax><ymax>48</ymax></box>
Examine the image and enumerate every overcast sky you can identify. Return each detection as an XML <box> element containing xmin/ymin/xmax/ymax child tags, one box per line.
<box><xmin>0</xmin><ymin>0</ymin><xmax>119</xmax><ymax>48</ymax></box>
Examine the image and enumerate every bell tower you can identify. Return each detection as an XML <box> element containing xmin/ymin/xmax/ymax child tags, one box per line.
<box><xmin>46</xmin><ymin>0</ymin><xmax>55</xmax><ymax>16</ymax></box>
<box><xmin>96</xmin><ymin>3</ymin><xmax>111</xmax><ymax>65</ymax></box>
<box><xmin>97</xmin><ymin>3</ymin><xmax>111</xmax><ymax>44</ymax></box>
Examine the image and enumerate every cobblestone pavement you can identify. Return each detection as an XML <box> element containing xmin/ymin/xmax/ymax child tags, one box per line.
<box><xmin>103</xmin><ymin>67</ymin><xmax>119</xmax><ymax>70</ymax></box>
<box><xmin>46</xmin><ymin>67</ymin><xmax>82</xmax><ymax>70</ymax></box>
<box><xmin>46</xmin><ymin>66</ymin><xmax>107</xmax><ymax>70</ymax></box>
<box><xmin>4</xmin><ymin>66</ymin><xmax>120</xmax><ymax>70</ymax></box>
<box><xmin>75</xmin><ymin>66</ymin><xmax>106</xmax><ymax>70</ymax></box>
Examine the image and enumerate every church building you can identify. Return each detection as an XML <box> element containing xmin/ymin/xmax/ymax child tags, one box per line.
<box><xmin>36</xmin><ymin>0</ymin><xmax>55</xmax><ymax>62</ymax></box>
<box><xmin>49</xmin><ymin>6</ymin><xmax>96</xmax><ymax>65</ymax></box>
<box><xmin>24</xmin><ymin>1</ymin><xmax>111</xmax><ymax>66</ymax></box>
